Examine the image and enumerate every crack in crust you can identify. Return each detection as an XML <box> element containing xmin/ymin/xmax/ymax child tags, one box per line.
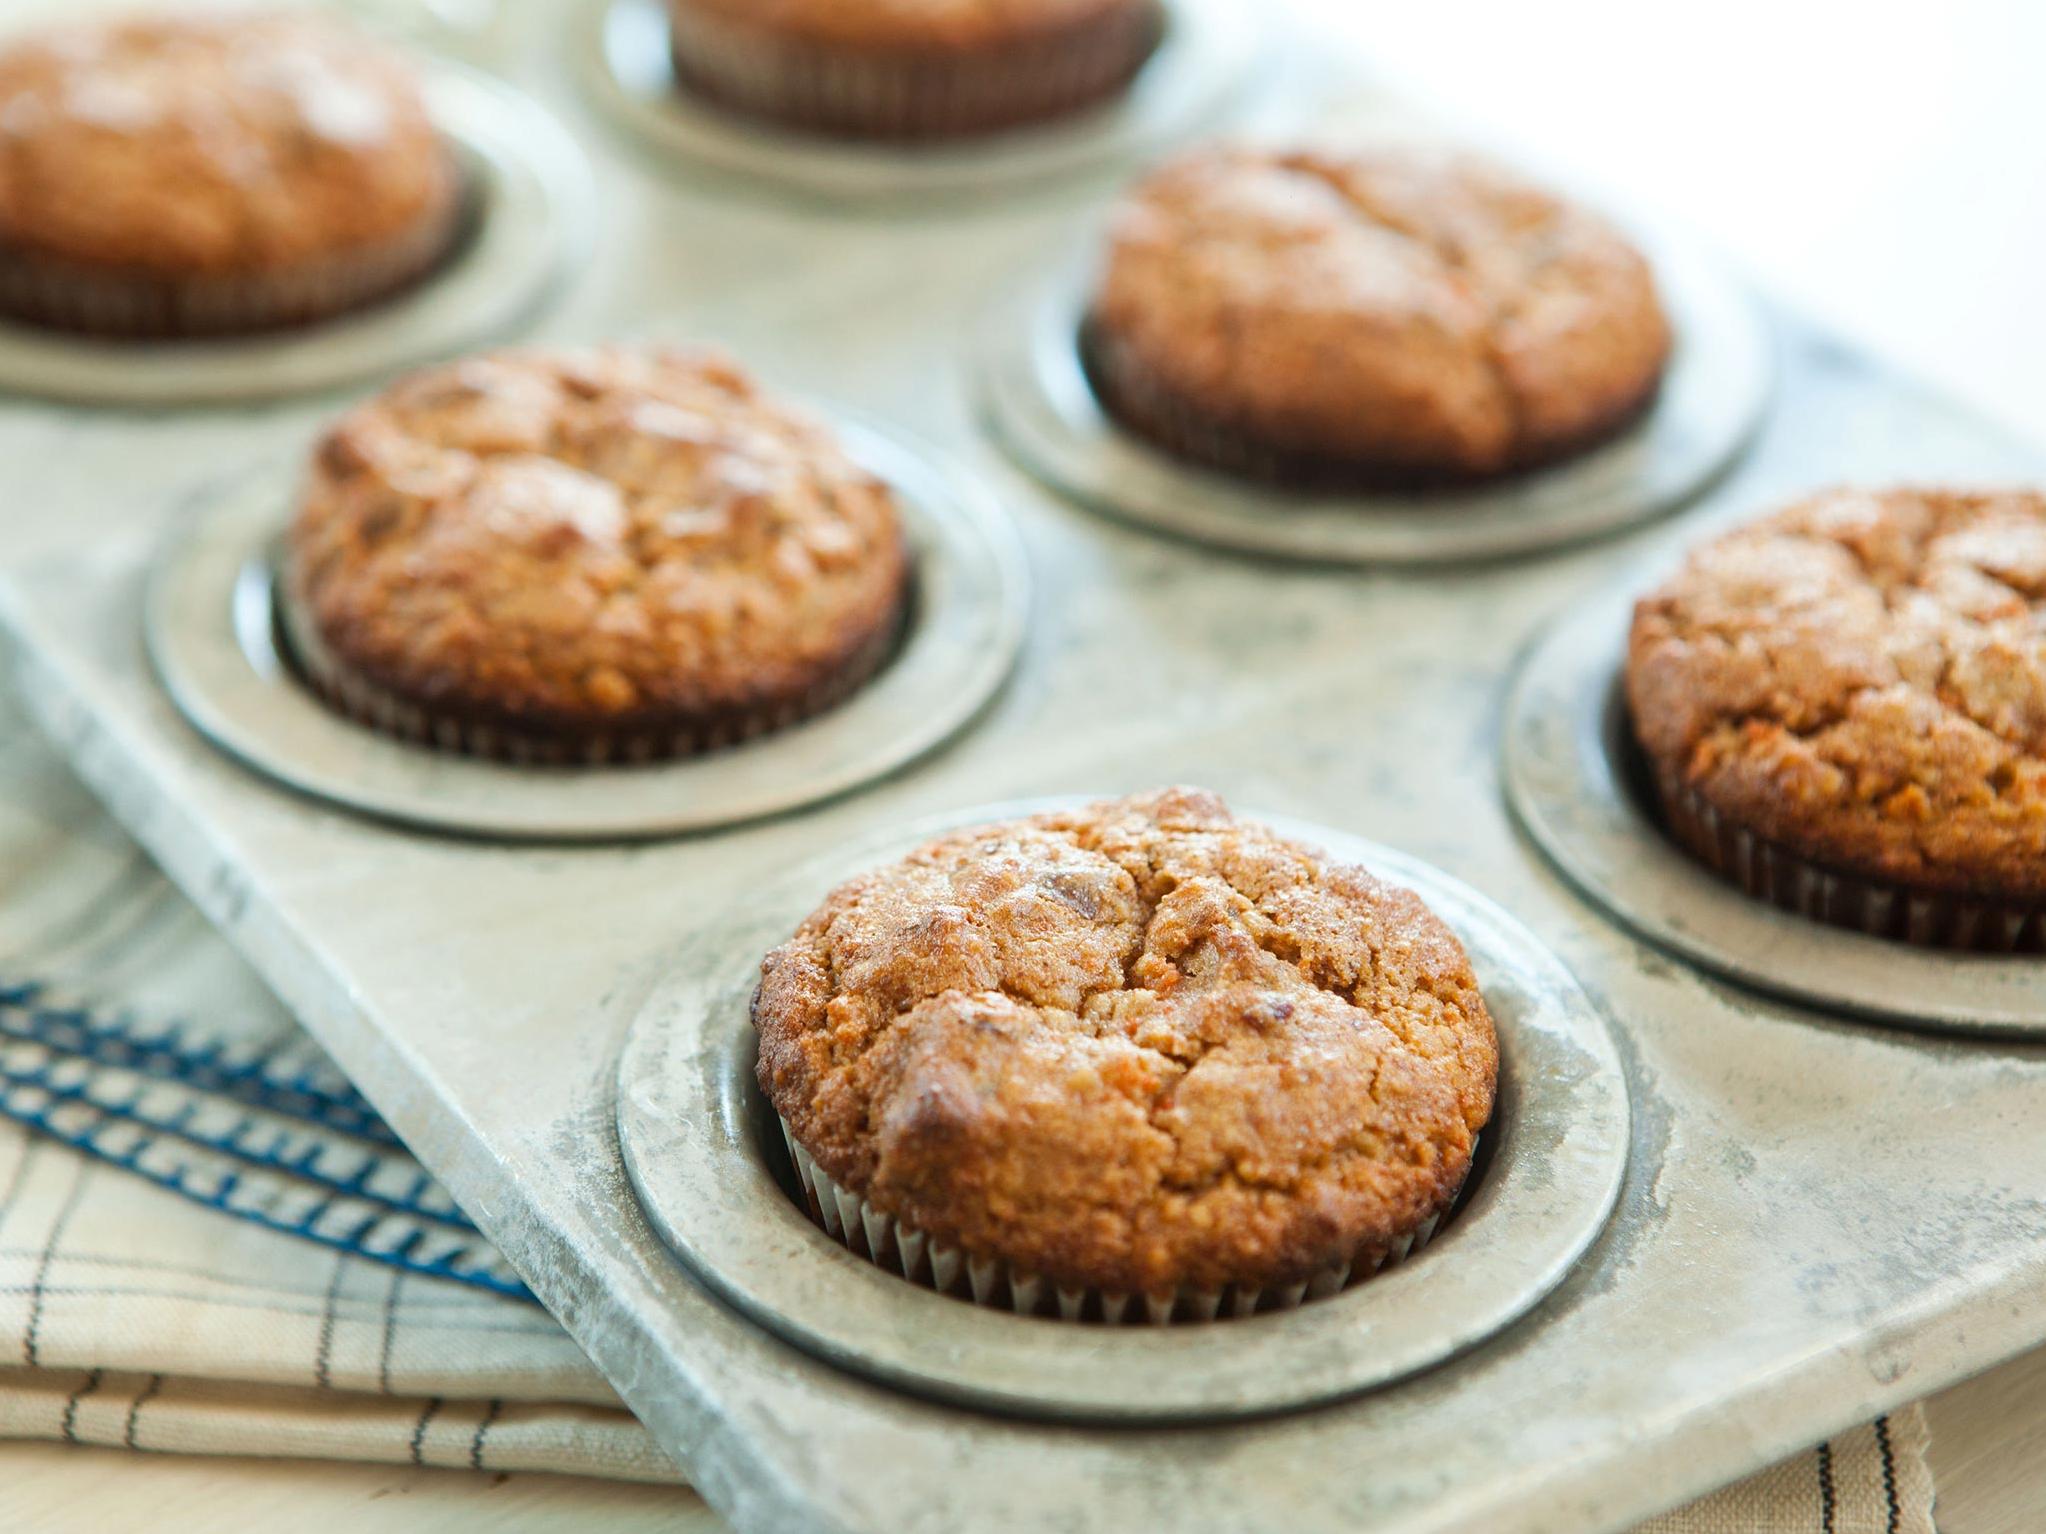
<box><xmin>1084</xmin><ymin>144</ymin><xmax>1673</xmax><ymax>481</ymax></box>
<box><xmin>1627</xmin><ymin>487</ymin><xmax>2046</xmax><ymax>898</ymax></box>
<box><xmin>753</xmin><ymin>788</ymin><xmax>1499</xmax><ymax>1297</ymax></box>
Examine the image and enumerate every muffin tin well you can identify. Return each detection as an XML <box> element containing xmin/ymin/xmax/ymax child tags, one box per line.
<box><xmin>973</xmin><ymin>225</ymin><xmax>1773</xmax><ymax>565</ymax></box>
<box><xmin>1502</xmin><ymin>576</ymin><xmax>2046</xmax><ymax>1035</ymax></box>
<box><xmin>143</xmin><ymin>422</ymin><xmax>1029</xmax><ymax>841</ymax></box>
<box><xmin>617</xmin><ymin>806</ymin><xmax>1631</xmax><ymax>1423</ymax></box>
<box><xmin>572</xmin><ymin>0</ymin><xmax>1263</xmax><ymax>203</ymax></box>
<box><xmin>0</xmin><ymin>65</ymin><xmax>589</xmax><ymax>409</ymax></box>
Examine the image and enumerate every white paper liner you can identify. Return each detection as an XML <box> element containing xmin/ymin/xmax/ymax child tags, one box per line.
<box><xmin>662</xmin><ymin>0</ymin><xmax>1164</xmax><ymax>140</ymax></box>
<box><xmin>1651</xmin><ymin>764</ymin><xmax>2045</xmax><ymax>954</ymax></box>
<box><xmin>277</xmin><ymin>573</ymin><xmax>906</xmax><ymax>767</ymax></box>
<box><xmin>779</xmin><ymin>1116</ymin><xmax>1470</xmax><ymax>1324</ymax></box>
<box><xmin>0</xmin><ymin>162</ymin><xmax>471</xmax><ymax>341</ymax></box>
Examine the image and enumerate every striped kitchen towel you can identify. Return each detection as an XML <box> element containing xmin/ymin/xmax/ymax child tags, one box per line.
<box><xmin>0</xmin><ymin>991</ymin><xmax>679</xmax><ymax>1484</ymax></box>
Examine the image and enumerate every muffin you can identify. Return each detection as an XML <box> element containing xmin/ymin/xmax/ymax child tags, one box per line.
<box><xmin>663</xmin><ymin>0</ymin><xmax>1165</xmax><ymax>142</ymax></box>
<box><xmin>283</xmin><ymin>346</ymin><xmax>913</xmax><ymax>764</ymax></box>
<box><xmin>0</xmin><ymin>11</ymin><xmax>464</xmax><ymax>339</ymax></box>
<box><xmin>753</xmin><ymin>787</ymin><xmax>1499</xmax><ymax>1321</ymax></box>
<box><xmin>1626</xmin><ymin>487</ymin><xmax>2046</xmax><ymax>951</ymax></box>
<box><xmin>1084</xmin><ymin>145</ymin><xmax>1674</xmax><ymax>489</ymax></box>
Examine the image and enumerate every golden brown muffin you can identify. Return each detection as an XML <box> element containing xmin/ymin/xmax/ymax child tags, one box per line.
<box><xmin>284</xmin><ymin>346</ymin><xmax>913</xmax><ymax>764</ymax></box>
<box><xmin>1627</xmin><ymin>487</ymin><xmax>2046</xmax><ymax>950</ymax></box>
<box><xmin>663</xmin><ymin>0</ymin><xmax>1164</xmax><ymax>141</ymax></box>
<box><xmin>754</xmin><ymin>788</ymin><xmax>1498</xmax><ymax>1311</ymax></box>
<box><xmin>1085</xmin><ymin>145</ymin><xmax>1674</xmax><ymax>488</ymax></box>
<box><xmin>0</xmin><ymin>11</ymin><xmax>463</xmax><ymax>339</ymax></box>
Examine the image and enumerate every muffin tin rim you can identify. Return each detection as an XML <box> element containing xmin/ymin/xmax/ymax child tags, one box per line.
<box><xmin>142</xmin><ymin>416</ymin><xmax>1031</xmax><ymax>843</ymax></box>
<box><xmin>1502</xmin><ymin>574</ymin><xmax>2046</xmax><ymax>1034</ymax></box>
<box><xmin>970</xmin><ymin>216</ymin><xmax>1775</xmax><ymax>566</ymax></box>
<box><xmin>616</xmin><ymin>802</ymin><xmax>1633</xmax><ymax>1424</ymax></box>
<box><xmin>0</xmin><ymin>62</ymin><xmax>591</xmax><ymax>409</ymax></box>
<box><xmin>571</xmin><ymin>0</ymin><xmax>1266</xmax><ymax>204</ymax></box>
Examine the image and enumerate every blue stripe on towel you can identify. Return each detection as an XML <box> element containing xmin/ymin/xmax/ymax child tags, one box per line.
<box><xmin>0</xmin><ymin>984</ymin><xmax>399</xmax><ymax>1146</ymax></box>
<box><xmin>0</xmin><ymin>981</ymin><xmax>532</xmax><ymax>1303</ymax></box>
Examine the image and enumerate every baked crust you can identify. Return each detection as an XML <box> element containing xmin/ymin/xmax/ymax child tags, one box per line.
<box><xmin>0</xmin><ymin>12</ymin><xmax>456</xmax><ymax>280</ymax></box>
<box><xmin>1086</xmin><ymin>145</ymin><xmax>1673</xmax><ymax>483</ymax></box>
<box><xmin>663</xmin><ymin>0</ymin><xmax>1163</xmax><ymax>140</ymax></box>
<box><xmin>753</xmin><ymin>788</ymin><xmax>1499</xmax><ymax>1297</ymax></box>
<box><xmin>1627</xmin><ymin>487</ymin><xmax>2046</xmax><ymax>900</ymax></box>
<box><xmin>668</xmin><ymin>0</ymin><xmax>1153</xmax><ymax>55</ymax></box>
<box><xmin>286</xmin><ymin>347</ymin><xmax>912</xmax><ymax>749</ymax></box>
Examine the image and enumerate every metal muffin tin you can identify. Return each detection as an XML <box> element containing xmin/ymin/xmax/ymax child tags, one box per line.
<box><xmin>144</xmin><ymin>424</ymin><xmax>1028</xmax><ymax>841</ymax></box>
<box><xmin>573</xmin><ymin>0</ymin><xmax>1264</xmax><ymax>203</ymax></box>
<box><xmin>5</xmin><ymin>6</ymin><xmax>2046</xmax><ymax>1533</ymax></box>
<box><xmin>0</xmin><ymin>64</ymin><xmax>591</xmax><ymax>408</ymax></box>
<box><xmin>617</xmin><ymin>807</ymin><xmax>1629</xmax><ymax>1422</ymax></box>
<box><xmin>1502</xmin><ymin>575</ymin><xmax>2046</xmax><ymax>1036</ymax></box>
<box><xmin>974</xmin><ymin>229</ymin><xmax>1774</xmax><ymax>565</ymax></box>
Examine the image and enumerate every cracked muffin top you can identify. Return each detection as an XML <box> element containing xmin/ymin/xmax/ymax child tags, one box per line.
<box><xmin>1627</xmin><ymin>488</ymin><xmax>2046</xmax><ymax>899</ymax></box>
<box><xmin>0</xmin><ymin>12</ymin><xmax>456</xmax><ymax>276</ymax></box>
<box><xmin>1087</xmin><ymin>144</ymin><xmax>1672</xmax><ymax>478</ymax></box>
<box><xmin>287</xmin><ymin>347</ymin><xmax>911</xmax><ymax>739</ymax></box>
<box><xmin>753</xmin><ymin>788</ymin><xmax>1498</xmax><ymax>1297</ymax></box>
<box><xmin>673</xmin><ymin>0</ymin><xmax>1152</xmax><ymax>53</ymax></box>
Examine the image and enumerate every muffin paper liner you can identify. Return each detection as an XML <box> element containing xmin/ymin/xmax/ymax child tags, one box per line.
<box><xmin>779</xmin><ymin>1116</ymin><xmax>1471</xmax><ymax>1324</ymax></box>
<box><xmin>1650</xmin><ymin>763</ymin><xmax>2045</xmax><ymax>954</ymax></box>
<box><xmin>1079</xmin><ymin>319</ymin><xmax>1660</xmax><ymax>493</ymax></box>
<box><xmin>0</xmin><ymin>166</ymin><xmax>470</xmax><ymax>342</ymax></box>
<box><xmin>664</xmin><ymin>2</ymin><xmax>1165</xmax><ymax>141</ymax></box>
<box><xmin>278</xmin><ymin>580</ymin><xmax>907</xmax><ymax>768</ymax></box>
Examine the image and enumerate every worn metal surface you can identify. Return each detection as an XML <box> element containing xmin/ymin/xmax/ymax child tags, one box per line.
<box><xmin>573</xmin><ymin>0</ymin><xmax>1265</xmax><ymax>204</ymax></box>
<box><xmin>617</xmin><ymin>806</ymin><xmax>1630</xmax><ymax>1422</ymax></box>
<box><xmin>145</xmin><ymin>429</ymin><xmax>1028</xmax><ymax>840</ymax></box>
<box><xmin>0</xmin><ymin>64</ymin><xmax>590</xmax><ymax>407</ymax></box>
<box><xmin>974</xmin><ymin>228</ymin><xmax>1773</xmax><ymax>564</ymax></box>
<box><xmin>1503</xmin><ymin>581</ymin><xmax>2046</xmax><ymax>1035</ymax></box>
<box><xmin>2</xmin><ymin>7</ymin><xmax>2046</xmax><ymax>1533</ymax></box>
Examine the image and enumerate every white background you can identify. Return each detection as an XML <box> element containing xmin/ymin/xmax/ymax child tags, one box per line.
<box><xmin>1295</xmin><ymin>0</ymin><xmax>2046</xmax><ymax>444</ymax></box>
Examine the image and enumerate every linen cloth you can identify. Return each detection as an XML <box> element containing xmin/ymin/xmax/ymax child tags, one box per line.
<box><xmin>0</xmin><ymin>697</ymin><xmax>1931</xmax><ymax>1525</ymax></box>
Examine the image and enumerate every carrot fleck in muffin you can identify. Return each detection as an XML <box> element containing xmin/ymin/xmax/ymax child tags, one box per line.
<box><xmin>753</xmin><ymin>787</ymin><xmax>1499</xmax><ymax>1320</ymax></box>
<box><xmin>283</xmin><ymin>346</ymin><xmax>913</xmax><ymax>764</ymax></box>
<box><xmin>0</xmin><ymin>10</ymin><xmax>464</xmax><ymax>339</ymax></box>
<box><xmin>663</xmin><ymin>0</ymin><xmax>1165</xmax><ymax>142</ymax></box>
<box><xmin>1626</xmin><ymin>487</ymin><xmax>2046</xmax><ymax>951</ymax></box>
<box><xmin>1084</xmin><ymin>144</ymin><xmax>1674</xmax><ymax>488</ymax></box>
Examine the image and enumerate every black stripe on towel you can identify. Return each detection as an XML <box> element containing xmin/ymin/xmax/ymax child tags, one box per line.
<box><xmin>21</xmin><ymin>1155</ymin><xmax>89</xmax><ymax>1366</ymax></box>
<box><xmin>470</xmin><ymin>1397</ymin><xmax>504</xmax><ymax>1472</ymax></box>
<box><xmin>409</xmin><ymin>1396</ymin><xmax>444</xmax><ymax>1466</ymax></box>
<box><xmin>1876</xmin><ymin>1415</ymin><xmax>1899</xmax><ymax>1534</ymax></box>
<box><xmin>123</xmin><ymin>1373</ymin><xmax>164</xmax><ymax>1450</ymax></box>
<box><xmin>59</xmin><ymin>1367</ymin><xmax>102</xmax><ymax>1444</ymax></box>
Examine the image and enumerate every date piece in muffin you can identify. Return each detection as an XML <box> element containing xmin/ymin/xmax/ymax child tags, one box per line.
<box><xmin>1627</xmin><ymin>487</ymin><xmax>2046</xmax><ymax>950</ymax></box>
<box><xmin>663</xmin><ymin>0</ymin><xmax>1165</xmax><ymax>142</ymax></box>
<box><xmin>284</xmin><ymin>346</ymin><xmax>913</xmax><ymax>764</ymax></box>
<box><xmin>0</xmin><ymin>11</ymin><xmax>464</xmax><ymax>339</ymax></box>
<box><xmin>754</xmin><ymin>787</ymin><xmax>1499</xmax><ymax>1318</ymax></box>
<box><xmin>1085</xmin><ymin>145</ymin><xmax>1673</xmax><ymax>489</ymax></box>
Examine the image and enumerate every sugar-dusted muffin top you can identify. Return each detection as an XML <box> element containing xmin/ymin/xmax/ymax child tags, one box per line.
<box><xmin>0</xmin><ymin>11</ymin><xmax>456</xmax><ymax>277</ymax></box>
<box><xmin>1628</xmin><ymin>487</ymin><xmax>2046</xmax><ymax>899</ymax></box>
<box><xmin>1088</xmin><ymin>144</ymin><xmax>1673</xmax><ymax>478</ymax></box>
<box><xmin>288</xmin><ymin>347</ymin><xmax>911</xmax><ymax>740</ymax></box>
<box><xmin>754</xmin><ymin>787</ymin><xmax>1498</xmax><ymax>1297</ymax></box>
<box><xmin>672</xmin><ymin>0</ymin><xmax>1153</xmax><ymax>53</ymax></box>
